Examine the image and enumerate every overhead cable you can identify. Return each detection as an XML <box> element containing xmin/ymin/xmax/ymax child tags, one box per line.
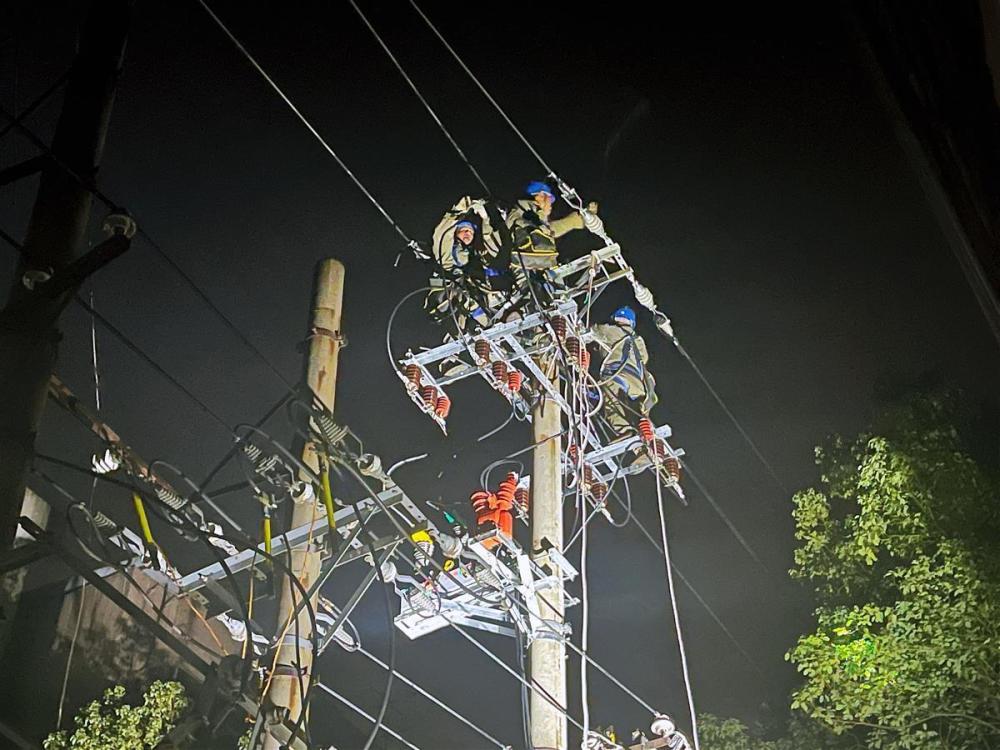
<box><xmin>193</xmin><ymin>0</ymin><xmax>423</xmax><ymax>256</ymax></box>
<box><xmin>347</xmin><ymin>0</ymin><xmax>491</xmax><ymax>196</ymax></box>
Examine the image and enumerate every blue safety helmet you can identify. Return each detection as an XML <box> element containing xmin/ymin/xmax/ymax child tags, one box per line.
<box><xmin>612</xmin><ymin>305</ymin><xmax>637</xmax><ymax>328</ymax></box>
<box><xmin>455</xmin><ymin>219</ymin><xmax>476</xmax><ymax>232</ymax></box>
<box><xmin>525</xmin><ymin>181</ymin><xmax>556</xmax><ymax>201</ymax></box>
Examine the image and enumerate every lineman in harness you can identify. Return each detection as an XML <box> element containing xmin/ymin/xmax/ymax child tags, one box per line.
<box><xmin>424</xmin><ymin>197</ymin><xmax>508</xmax><ymax>333</ymax></box>
<box><xmin>591</xmin><ymin>305</ymin><xmax>657</xmax><ymax>443</ymax></box>
<box><xmin>506</xmin><ymin>180</ymin><xmax>597</xmax><ymax>310</ymax></box>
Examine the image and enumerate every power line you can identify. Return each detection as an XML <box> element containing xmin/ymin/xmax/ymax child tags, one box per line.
<box><xmin>193</xmin><ymin>0</ymin><xmax>423</xmax><ymax>256</ymax></box>
<box><xmin>0</xmin><ymin>104</ymin><xmax>299</xmax><ymax>396</ymax></box>
<box><xmin>408</xmin><ymin>0</ymin><xmax>556</xmax><ymax>179</ymax></box>
<box><xmin>347</xmin><ymin>0</ymin><xmax>491</xmax><ymax>196</ymax></box>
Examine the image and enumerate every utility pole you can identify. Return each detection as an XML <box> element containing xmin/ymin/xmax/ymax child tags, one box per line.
<box><xmin>263</xmin><ymin>259</ymin><xmax>345</xmax><ymax>749</ymax></box>
<box><xmin>530</xmin><ymin>383</ymin><xmax>567</xmax><ymax>750</ymax></box>
<box><xmin>0</xmin><ymin>0</ymin><xmax>130</xmax><ymax>552</ymax></box>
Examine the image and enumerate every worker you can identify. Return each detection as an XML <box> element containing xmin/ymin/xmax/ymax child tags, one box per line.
<box><xmin>590</xmin><ymin>305</ymin><xmax>657</xmax><ymax>443</ymax></box>
<box><xmin>506</xmin><ymin>180</ymin><xmax>597</xmax><ymax>308</ymax></box>
<box><xmin>425</xmin><ymin>197</ymin><xmax>506</xmax><ymax>333</ymax></box>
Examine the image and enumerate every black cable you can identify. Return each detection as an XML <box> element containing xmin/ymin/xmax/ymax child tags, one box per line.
<box><xmin>515</xmin><ymin>627</ymin><xmax>531</xmax><ymax>750</ymax></box>
<box><xmin>0</xmin><ymin>104</ymin><xmax>299</xmax><ymax>396</ymax></box>
<box><xmin>0</xmin><ymin>66</ymin><xmax>71</xmax><ymax>141</ymax></box>
<box><xmin>73</xmin><ymin>294</ymin><xmax>234</xmax><ymax>433</ymax></box>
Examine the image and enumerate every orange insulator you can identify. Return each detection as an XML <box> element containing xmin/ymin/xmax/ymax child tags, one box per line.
<box><xmin>551</xmin><ymin>316</ymin><xmax>567</xmax><ymax>340</ymax></box>
<box><xmin>579</xmin><ymin>347</ymin><xmax>591</xmax><ymax>370</ymax></box>
<box><xmin>435</xmin><ymin>393</ymin><xmax>452</xmax><ymax>419</ymax></box>
<box><xmin>421</xmin><ymin>385</ymin><xmax>437</xmax><ymax>409</ymax></box>
<box><xmin>491</xmin><ymin>360</ymin><xmax>508</xmax><ymax>382</ymax></box>
<box><xmin>405</xmin><ymin>364</ymin><xmax>421</xmax><ymax>388</ymax></box>
<box><xmin>638</xmin><ymin>417</ymin><xmax>655</xmax><ymax>444</ymax></box>
<box><xmin>471</xmin><ymin>488</ymin><xmax>512</xmax><ymax>550</ymax></box>
<box><xmin>474</xmin><ymin>339</ymin><xmax>491</xmax><ymax>363</ymax></box>
<box><xmin>507</xmin><ymin>370</ymin><xmax>523</xmax><ymax>393</ymax></box>
<box><xmin>496</xmin><ymin>472</ymin><xmax>517</xmax><ymax>509</ymax></box>
<box><xmin>515</xmin><ymin>486</ymin><xmax>529</xmax><ymax>515</ymax></box>
<box><xmin>565</xmin><ymin>336</ymin><xmax>581</xmax><ymax>360</ymax></box>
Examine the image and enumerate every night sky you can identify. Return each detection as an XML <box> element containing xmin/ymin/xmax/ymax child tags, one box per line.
<box><xmin>2</xmin><ymin>2</ymin><xmax>999</xmax><ymax>748</ymax></box>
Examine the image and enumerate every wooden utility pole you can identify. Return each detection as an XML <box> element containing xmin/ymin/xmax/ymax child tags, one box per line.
<box><xmin>0</xmin><ymin>0</ymin><xmax>130</xmax><ymax>552</ymax></box>
<box><xmin>530</xmin><ymin>389</ymin><xmax>568</xmax><ymax>750</ymax></box>
<box><xmin>263</xmin><ymin>259</ymin><xmax>345</xmax><ymax>749</ymax></box>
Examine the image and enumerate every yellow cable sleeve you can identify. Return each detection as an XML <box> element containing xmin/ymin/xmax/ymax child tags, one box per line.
<box><xmin>131</xmin><ymin>492</ymin><xmax>154</xmax><ymax>545</ymax></box>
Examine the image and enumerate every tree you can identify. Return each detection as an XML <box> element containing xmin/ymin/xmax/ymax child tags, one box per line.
<box><xmin>44</xmin><ymin>680</ymin><xmax>188</xmax><ymax>750</ymax></box>
<box><xmin>698</xmin><ymin>713</ymin><xmax>844</xmax><ymax>750</ymax></box>
<box><xmin>786</xmin><ymin>393</ymin><xmax>1000</xmax><ymax>749</ymax></box>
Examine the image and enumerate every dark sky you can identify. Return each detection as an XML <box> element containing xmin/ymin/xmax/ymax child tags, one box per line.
<box><xmin>3</xmin><ymin>2</ymin><xmax>999</xmax><ymax>748</ymax></box>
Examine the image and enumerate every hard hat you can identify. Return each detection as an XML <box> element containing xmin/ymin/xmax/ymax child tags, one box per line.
<box><xmin>525</xmin><ymin>180</ymin><xmax>556</xmax><ymax>200</ymax></box>
<box><xmin>455</xmin><ymin>219</ymin><xmax>476</xmax><ymax>232</ymax></box>
<box><xmin>612</xmin><ymin>306</ymin><xmax>637</xmax><ymax>328</ymax></box>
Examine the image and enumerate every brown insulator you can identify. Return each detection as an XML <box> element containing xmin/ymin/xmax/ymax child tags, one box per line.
<box><xmin>515</xmin><ymin>486</ymin><xmax>529</xmax><ymax>515</ymax></box>
<box><xmin>591</xmin><ymin>481</ymin><xmax>608</xmax><ymax>504</ymax></box>
<box><xmin>664</xmin><ymin>456</ymin><xmax>682</xmax><ymax>482</ymax></box>
<box><xmin>507</xmin><ymin>370</ymin><xmax>523</xmax><ymax>393</ymax></box>
<box><xmin>582</xmin><ymin>463</ymin><xmax>594</xmax><ymax>484</ymax></box>
<box><xmin>421</xmin><ymin>385</ymin><xmax>437</xmax><ymax>408</ymax></box>
<box><xmin>435</xmin><ymin>393</ymin><xmax>452</xmax><ymax>418</ymax></box>
<box><xmin>565</xmin><ymin>336</ymin><xmax>581</xmax><ymax>360</ymax></box>
<box><xmin>491</xmin><ymin>360</ymin><xmax>508</xmax><ymax>382</ymax></box>
<box><xmin>551</xmin><ymin>316</ymin><xmax>567</xmax><ymax>340</ymax></box>
<box><xmin>474</xmin><ymin>339</ymin><xmax>491</xmax><ymax>363</ymax></box>
<box><xmin>405</xmin><ymin>364</ymin><xmax>421</xmax><ymax>388</ymax></box>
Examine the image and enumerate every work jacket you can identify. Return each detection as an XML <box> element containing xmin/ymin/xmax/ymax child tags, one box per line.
<box><xmin>505</xmin><ymin>199</ymin><xmax>585</xmax><ymax>270</ymax></box>
<box><xmin>592</xmin><ymin>323</ymin><xmax>655</xmax><ymax>405</ymax></box>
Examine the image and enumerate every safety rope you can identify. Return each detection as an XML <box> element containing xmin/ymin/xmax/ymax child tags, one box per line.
<box><xmin>653</xmin><ymin>459</ymin><xmax>701</xmax><ymax>750</ymax></box>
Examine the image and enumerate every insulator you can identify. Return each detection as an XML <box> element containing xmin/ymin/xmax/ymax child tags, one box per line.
<box><xmin>470</xmin><ymin>489</ymin><xmax>492</xmax><ymax>515</ymax></box>
<box><xmin>551</xmin><ymin>316</ymin><xmax>567</xmax><ymax>340</ymax></box>
<box><xmin>638</xmin><ymin>417</ymin><xmax>655</xmax><ymax>444</ymax></box>
<box><xmin>435</xmin><ymin>532</ymin><xmax>463</xmax><ymax>559</ymax></box>
<box><xmin>496</xmin><ymin>472</ymin><xmax>517</xmax><ymax>509</ymax></box>
<box><xmin>579</xmin><ymin>347</ymin><xmax>591</xmax><ymax>370</ymax></box>
<box><xmin>664</xmin><ymin>456</ymin><xmax>682</xmax><ymax>482</ymax></box>
<box><xmin>590</xmin><ymin>481</ymin><xmax>608</xmax><ymax>504</ymax></box>
<box><xmin>242</xmin><ymin>442</ymin><xmax>263</xmax><ymax>462</ymax></box>
<box><xmin>567</xmin><ymin>444</ymin><xmax>579</xmax><ymax>464</ymax></box>
<box><xmin>514</xmin><ymin>486</ymin><xmax>529</xmax><ymax>515</ymax></box>
<box><xmin>650</xmin><ymin>714</ymin><xmax>676</xmax><ymax>738</ymax></box>
<box><xmin>434</xmin><ymin>393</ymin><xmax>452</xmax><ymax>419</ymax></box>
<box><xmin>316</xmin><ymin>412</ymin><xmax>348</xmax><ymax>444</ymax></box>
<box><xmin>507</xmin><ymin>370</ymin><xmax>523</xmax><ymax>393</ymax></box>
<box><xmin>405</xmin><ymin>364</ymin><xmax>421</xmax><ymax>388</ymax></box>
<box><xmin>565</xmin><ymin>336</ymin><xmax>581</xmax><ymax>360</ymax></box>
<box><xmin>91</xmin><ymin>448</ymin><xmax>121</xmax><ymax>475</ymax></box>
<box><xmin>491</xmin><ymin>360</ymin><xmax>508</xmax><ymax>382</ymax></box>
<box><xmin>474</xmin><ymin>339</ymin><xmax>491</xmax><ymax>363</ymax></box>
<box><xmin>474</xmin><ymin>565</ymin><xmax>502</xmax><ymax>590</ymax></box>
<box><xmin>582</xmin><ymin>464</ymin><xmax>594</xmax><ymax>484</ymax></box>
<box><xmin>155</xmin><ymin>485</ymin><xmax>186</xmax><ymax>511</ymax></box>
<box><xmin>414</xmin><ymin>539</ymin><xmax>435</xmax><ymax>564</ymax></box>
<box><xmin>91</xmin><ymin>510</ymin><xmax>117</xmax><ymax>530</ymax></box>
<box><xmin>421</xmin><ymin>385</ymin><xmax>437</xmax><ymax>409</ymax></box>
<box><xmin>406</xmin><ymin>586</ymin><xmax>438</xmax><ymax>615</ymax></box>
<box><xmin>632</xmin><ymin>280</ymin><xmax>656</xmax><ymax>311</ymax></box>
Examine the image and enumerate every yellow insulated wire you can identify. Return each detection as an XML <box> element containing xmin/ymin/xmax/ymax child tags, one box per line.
<box><xmin>262</xmin><ymin>514</ymin><xmax>272</xmax><ymax>556</ymax></box>
<box><xmin>320</xmin><ymin>466</ymin><xmax>337</xmax><ymax>533</ymax></box>
<box><xmin>131</xmin><ymin>492</ymin><xmax>155</xmax><ymax>545</ymax></box>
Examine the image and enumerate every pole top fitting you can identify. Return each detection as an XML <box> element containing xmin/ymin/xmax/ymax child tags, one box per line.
<box><xmin>103</xmin><ymin>211</ymin><xmax>136</xmax><ymax>238</ymax></box>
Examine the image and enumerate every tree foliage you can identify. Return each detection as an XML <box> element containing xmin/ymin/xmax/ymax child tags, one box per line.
<box><xmin>786</xmin><ymin>394</ymin><xmax>1000</xmax><ymax>749</ymax></box>
<box><xmin>44</xmin><ymin>681</ymin><xmax>188</xmax><ymax>750</ymax></box>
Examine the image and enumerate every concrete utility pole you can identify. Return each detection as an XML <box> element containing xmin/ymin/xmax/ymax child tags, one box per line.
<box><xmin>530</xmin><ymin>386</ymin><xmax>568</xmax><ymax>750</ymax></box>
<box><xmin>263</xmin><ymin>259</ymin><xmax>345</xmax><ymax>749</ymax></box>
<box><xmin>0</xmin><ymin>0</ymin><xmax>130</xmax><ymax>552</ymax></box>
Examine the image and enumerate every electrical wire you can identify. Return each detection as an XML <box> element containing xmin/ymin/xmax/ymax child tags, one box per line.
<box><xmin>347</xmin><ymin>0</ymin><xmax>491</xmax><ymax>196</ymax></box>
<box><xmin>0</xmin><ymin>106</ymin><xmax>299</xmax><ymax>396</ymax></box>
<box><xmin>0</xmin><ymin>66</ymin><xmax>71</xmax><ymax>141</ymax></box>
<box><xmin>354</xmin><ymin>644</ymin><xmax>510</xmax><ymax>750</ymax></box>
<box><xmin>315</xmin><ymin>682</ymin><xmax>423</xmax><ymax>750</ymax></box>
<box><xmin>408</xmin><ymin>0</ymin><xmax>556</xmax><ymax>179</ymax></box>
<box><xmin>194</xmin><ymin>0</ymin><xmax>422</xmax><ymax>255</ymax></box>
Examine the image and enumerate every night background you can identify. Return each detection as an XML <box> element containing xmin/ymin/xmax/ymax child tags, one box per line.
<box><xmin>1</xmin><ymin>1</ymin><xmax>999</xmax><ymax>748</ymax></box>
